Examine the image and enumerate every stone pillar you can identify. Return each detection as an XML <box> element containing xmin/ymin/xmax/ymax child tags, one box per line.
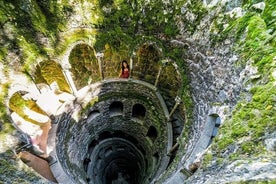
<box><xmin>96</xmin><ymin>52</ymin><xmax>104</xmax><ymax>80</ymax></box>
<box><xmin>129</xmin><ymin>57</ymin><xmax>133</xmax><ymax>78</ymax></box>
<box><xmin>169</xmin><ymin>96</ymin><xmax>182</xmax><ymax>120</ymax></box>
<box><xmin>154</xmin><ymin>59</ymin><xmax>169</xmax><ymax>87</ymax></box>
<box><xmin>62</xmin><ymin>64</ymin><xmax>77</xmax><ymax>95</ymax></box>
<box><xmin>167</xmin><ymin>142</ymin><xmax>179</xmax><ymax>156</ymax></box>
<box><xmin>130</xmin><ymin>51</ymin><xmax>136</xmax><ymax>78</ymax></box>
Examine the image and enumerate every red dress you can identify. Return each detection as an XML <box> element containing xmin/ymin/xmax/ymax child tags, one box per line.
<box><xmin>120</xmin><ymin>69</ymin><xmax>129</xmax><ymax>78</ymax></box>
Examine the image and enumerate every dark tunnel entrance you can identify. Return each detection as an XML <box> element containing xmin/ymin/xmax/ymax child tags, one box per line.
<box><xmin>84</xmin><ymin>131</ymin><xmax>147</xmax><ymax>184</ymax></box>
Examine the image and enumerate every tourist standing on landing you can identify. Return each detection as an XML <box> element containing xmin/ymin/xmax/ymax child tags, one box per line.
<box><xmin>119</xmin><ymin>60</ymin><xmax>130</xmax><ymax>78</ymax></box>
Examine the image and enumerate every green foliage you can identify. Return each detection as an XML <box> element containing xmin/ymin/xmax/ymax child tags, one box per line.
<box><xmin>95</xmin><ymin>0</ymin><xmax>181</xmax><ymax>39</ymax></box>
<box><xmin>55</xmin><ymin>29</ymin><xmax>97</xmax><ymax>57</ymax></box>
<box><xmin>215</xmin><ymin>80</ymin><xmax>275</xmax><ymax>154</ymax></box>
<box><xmin>179</xmin><ymin>1</ymin><xmax>208</xmax><ymax>34</ymax></box>
<box><xmin>210</xmin><ymin>6</ymin><xmax>276</xmax><ymax>160</ymax></box>
<box><xmin>261</xmin><ymin>0</ymin><xmax>276</xmax><ymax>34</ymax></box>
<box><xmin>1</xmin><ymin>0</ymin><xmax>71</xmax><ymax>39</ymax></box>
<box><xmin>241</xmin><ymin>0</ymin><xmax>263</xmax><ymax>7</ymax></box>
<box><xmin>202</xmin><ymin>152</ymin><xmax>213</xmax><ymax>168</ymax></box>
<box><xmin>69</xmin><ymin>44</ymin><xmax>102</xmax><ymax>89</ymax></box>
<box><xmin>0</xmin><ymin>0</ymin><xmax>74</xmax><ymax>71</ymax></box>
<box><xmin>0</xmin><ymin>83</ymin><xmax>14</xmax><ymax>136</ymax></box>
<box><xmin>35</xmin><ymin>0</ymin><xmax>72</xmax><ymax>34</ymax></box>
<box><xmin>94</xmin><ymin>27</ymin><xmax>131</xmax><ymax>54</ymax></box>
<box><xmin>229</xmin><ymin>180</ymin><xmax>274</xmax><ymax>184</ymax></box>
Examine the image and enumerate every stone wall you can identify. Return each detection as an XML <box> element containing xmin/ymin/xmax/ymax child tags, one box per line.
<box><xmin>1</xmin><ymin>0</ymin><xmax>275</xmax><ymax>183</ymax></box>
<box><xmin>156</xmin><ymin>35</ymin><xmax>242</xmax><ymax>183</ymax></box>
<box><xmin>157</xmin><ymin>0</ymin><xmax>276</xmax><ymax>183</ymax></box>
<box><xmin>49</xmin><ymin>80</ymin><xmax>177</xmax><ymax>183</ymax></box>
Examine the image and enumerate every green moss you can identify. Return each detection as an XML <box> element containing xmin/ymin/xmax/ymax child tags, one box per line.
<box><xmin>202</xmin><ymin>152</ymin><xmax>213</xmax><ymax>168</ymax></box>
<box><xmin>9</xmin><ymin>92</ymin><xmax>48</xmax><ymax>126</ymax></box>
<box><xmin>240</xmin><ymin>15</ymin><xmax>275</xmax><ymax>70</ymax></box>
<box><xmin>34</xmin><ymin>60</ymin><xmax>71</xmax><ymax>93</ymax></box>
<box><xmin>229</xmin><ymin>180</ymin><xmax>275</xmax><ymax>184</ymax></box>
<box><xmin>55</xmin><ymin>29</ymin><xmax>98</xmax><ymax>55</ymax></box>
<box><xmin>262</xmin><ymin>0</ymin><xmax>276</xmax><ymax>34</ymax></box>
<box><xmin>80</xmin><ymin>96</ymin><xmax>99</xmax><ymax>116</ymax></box>
<box><xmin>206</xmin><ymin>1</ymin><xmax>276</xmax><ymax>162</ymax></box>
<box><xmin>179</xmin><ymin>1</ymin><xmax>208</xmax><ymax>34</ymax></box>
<box><xmin>0</xmin><ymin>150</ymin><xmax>48</xmax><ymax>183</ymax></box>
<box><xmin>0</xmin><ymin>83</ymin><xmax>14</xmax><ymax>136</ymax></box>
<box><xmin>68</xmin><ymin>44</ymin><xmax>102</xmax><ymax>89</ymax></box>
<box><xmin>215</xmin><ymin>81</ymin><xmax>275</xmax><ymax>155</ymax></box>
<box><xmin>0</xmin><ymin>84</ymin><xmax>44</xmax><ymax>183</ymax></box>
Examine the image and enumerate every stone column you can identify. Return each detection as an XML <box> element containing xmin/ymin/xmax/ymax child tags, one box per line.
<box><xmin>129</xmin><ymin>57</ymin><xmax>133</xmax><ymax>78</ymax></box>
<box><xmin>168</xmin><ymin>96</ymin><xmax>182</xmax><ymax>120</ymax></box>
<box><xmin>96</xmin><ymin>52</ymin><xmax>104</xmax><ymax>80</ymax></box>
<box><xmin>167</xmin><ymin>142</ymin><xmax>179</xmax><ymax>156</ymax></box>
<box><xmin>130</xmin><ymin>51</ymin><xmax>136</xmax><ymax>78</ymax></box>
<box><xmin>62</xmin><ymin>64</ymin><xmax>77</xmax><ymax>95</ymax></box>
<box><xmin>154</xmin><ymin>59</ymin><xmax>169</xmax><ymax>87</ymax></box>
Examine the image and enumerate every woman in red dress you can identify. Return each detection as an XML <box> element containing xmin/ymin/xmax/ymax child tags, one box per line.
<box><xmin>119</xmin><ymin>60</ymin><xmax>130</xmax><ymax>78</ymax></box>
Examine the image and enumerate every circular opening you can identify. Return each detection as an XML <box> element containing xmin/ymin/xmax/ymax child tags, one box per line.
<box><xmin>52</xmin><ymin>81</ymin><xmax>172</xmax><ymax>184</ymax></box>
<box><xmin>85</xmin><ymin>132</ymin><xmax>146</xmax><ymax>184</ymax></box>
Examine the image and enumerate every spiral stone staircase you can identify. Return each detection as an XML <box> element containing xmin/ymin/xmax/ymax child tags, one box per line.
<box><xmin>2</xmin><ymin>0</ymin><xmax>275</xmax><ymax>183</ymax></box>
<box><xmin>8</xmin><ymin>41</ymin><xmax>188</xmax><ymax>184</ymax></box>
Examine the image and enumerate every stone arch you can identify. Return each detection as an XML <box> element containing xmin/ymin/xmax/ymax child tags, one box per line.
<box><xmin>109</xmin><ymin>101</ymin><xmax>124</xmax><ymax>116</ymax></box>
<box><xmin>7</xmin><ymin>79</ymin><xmax>40</xmax><ymax>100</ymax></box>
<box><xmin>101</xmin><ymin>43</ymin><xmax>130</xmax><ymax>79</ymax></box>
<box><xmin>207</xmin><ymin>114</ymin><xmax>221</xmax><ymax>146</ymax></box>
<box><xmin>153</xmin><ymin>152</ymin><xmax>159</xmax><ymax>161</ymax></box>
<box><xmin>132</xmin><ymin>103</ymin><xmax>146</xmax><ymax>120</ymax></box>
<box><xmin>87</xmin><ymin>110</ymin><xmax>101</xmax><ymax>123</ymax></box>
<box><xmin>129</xmin><ymin>36</ymin><xmax>164</xmax><ymax>58</ymax></box>
<box><xmin>132</xmin><ymin>42</ymin><xmax>162</xmax><ymax>84</ymax></box>
<box><xmin>9</xmin><ymin>91</ymin><xmax>49</xmax><ymax>125</ymax></box>
<box><xmin>8</xmin><ymin>91</ymin><xmax>51</xmax><ymax>151</ymax></box>
<box><xmin>69</xmin><ymin>43</ymin><xmax>101</xmax><ymax>89</ymax></box>
<box><xmin>158</xmin><ymin>60</ymin><xmax>182</xmax><ymax>111</ymax></box>
<box><xmin>33</xmin><ymin>60</ymin><xmax>71</xmax><ymax>93</ymax></box>
<box><xmin>170</xmin><ymin>106</ymin><xmax>185</xmax><ymax>144</ymax></box>
<box><xmin>146</xmin><ymin>126</ymin><xmax>158</xmax><ymax>142</ymax></box>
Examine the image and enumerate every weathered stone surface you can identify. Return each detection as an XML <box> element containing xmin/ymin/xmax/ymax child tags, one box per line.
<box><xmin>48</xmin><ymin>80</ymin><xmax>175</xmax><ymax>183</ymax></box>
<box><xmin>0</xmin><ymin>0</ymin><xmax>275</xmax><ymax>183</ymax></box>
<box><xmin>265</xmin><ymin>132</ymin><xmax>276</xmax><ymax>152</ymax></box>
<box><xmin>184</xmin><ymin>157</ymin><xmax>276</xmax><ymax>184</ymax></box>
<box><xmin>156</xmin><ymin>0</ymin><xmax>275</xmax><ymax>183</ymax></box>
